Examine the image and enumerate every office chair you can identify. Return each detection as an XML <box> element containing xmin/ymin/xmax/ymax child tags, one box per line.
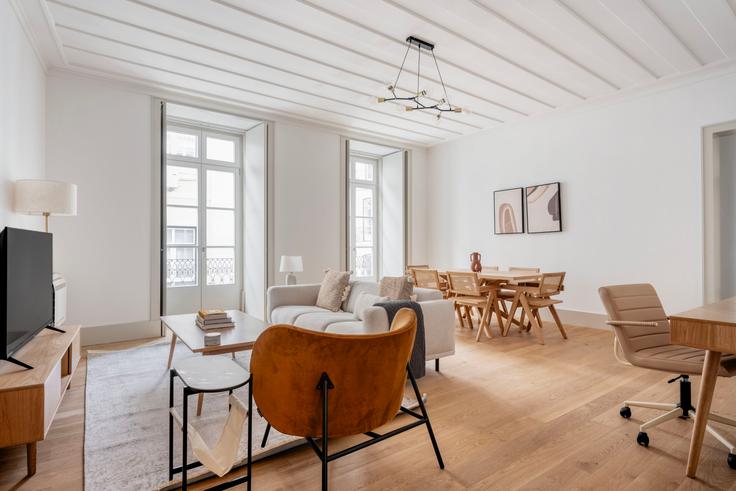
<box><xmin>599</xmin><ymin>284</ymin><xmax>736</xmax><ymax>469</ymax></box>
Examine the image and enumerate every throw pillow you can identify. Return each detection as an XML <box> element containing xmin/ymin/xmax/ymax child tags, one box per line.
<box><xmin>353</xmin><ymin>292</ymin><xmax>389</xmax><ymax>321</ymax></box>
<box><xmin>378</xmin><ymin>275</ymin><xmax>414</xmax><ymax>300</ymax></box>
<box><xmin>316</xmin><ymin>269</ymin><xmax>351</xmax><ymax>312</ymax></box>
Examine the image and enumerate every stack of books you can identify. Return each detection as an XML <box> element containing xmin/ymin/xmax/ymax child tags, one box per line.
<box><xmin>196</xmin><ymin>309</ymin><xmax>234</xmax><ymax>330</ymax></box>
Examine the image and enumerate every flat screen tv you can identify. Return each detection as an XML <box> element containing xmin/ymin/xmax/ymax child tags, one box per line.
<box><xmin>0</xmin><ymin>227</ymin><xmax>53</xmax><ymax>365</ymax></box>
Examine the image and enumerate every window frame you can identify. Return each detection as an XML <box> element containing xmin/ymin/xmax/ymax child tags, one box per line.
<box><xmin>348</xmin><ymin>154</ymin><xmax>381</xmax><ymax>280</ymax></box>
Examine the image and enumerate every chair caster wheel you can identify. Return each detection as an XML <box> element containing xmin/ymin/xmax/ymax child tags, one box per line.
<box><xmin>620</xmin><ymin>407</ymin><xmax>631</xmax><ymax>419</ymax></box>
<box><xmin>728</xmin><ymin>453</ymin><xmax>736</xmax><ymax>470</ymax></box>
<box><xmin>637</xmin><ymin>432</ymin><xmax>649</xmax><ymax>447</ymax></box>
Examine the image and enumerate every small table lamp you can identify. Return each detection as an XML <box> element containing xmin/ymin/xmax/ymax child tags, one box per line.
<box><xmin>279</xmin><ymin>256</ymin><xmax>303</xmax><ymax>285</ymax></box>
<box><xmin>15</xmin><ymin>180</ymin><xmax>78</xmax><ymax>232</ymax></box>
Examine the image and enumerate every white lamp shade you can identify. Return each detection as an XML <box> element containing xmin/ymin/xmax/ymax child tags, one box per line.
<box><xmin>279</xmin><ymin>255</ymin><xmax>303</xmax><ymax>273</ymax></box>
<box><xmin>14</xmin><ymin>180</ymin><xmax>77</xmax><ymax>216</ymax></box>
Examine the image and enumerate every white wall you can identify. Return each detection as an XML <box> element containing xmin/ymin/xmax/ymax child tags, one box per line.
<box><xmin>244</xmin><ymin>123</ymin><xmax>267</xmax><ymax>318</ymax></box>
<box><xmin>46</xmin><ymin>74</ymin><xmax>152</xmax><ymax>328</ymax></box>
<box><xmin>719</xmin><ymin>131</ymin><xmax>736</xmax><ymax>299</ymax></box>
<box><xmin>273</xmin><ymin>122</ymin><xmax>342</xmax><ymax>284</ymax></box>
<box><xmin>426</xmin><ymin>71</ymin><xmax>736</xmax><ymax>315</ymax></box>
<box><xmin>0</xmin><ymin>1</ymin><xmax>46</xmax><ymax>231</ymax></box>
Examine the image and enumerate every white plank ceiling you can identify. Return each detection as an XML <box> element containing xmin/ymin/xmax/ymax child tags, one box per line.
<box><xmin>16</xmin><ymin>0</ymin><xmax>736</xmax><ymax>146</ymax></box>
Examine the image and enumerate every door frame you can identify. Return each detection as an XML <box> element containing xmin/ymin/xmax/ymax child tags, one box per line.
<box><xmin>162</xmin><ymin>122</ymin><xmax>244</xmax><ymax>314</ymax></box>
<box><xmin>702</xmin><ymin>119</ymin><xmax>736</xmax><ymax>304</ymax></box>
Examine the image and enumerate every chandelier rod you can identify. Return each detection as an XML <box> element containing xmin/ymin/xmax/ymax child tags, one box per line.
<box><xmin>431</xmin><ymin>50</ymin><xmax>452</xmax><ymax>109</ymax></box>
<box><xmin>393</xmin><ymin>41</ymin><xmax>411</xmax><ymax>93</ymax></box>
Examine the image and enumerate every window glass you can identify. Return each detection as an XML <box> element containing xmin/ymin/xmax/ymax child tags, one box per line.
<box><xmin>206</xmin><ymin>137</ymin><xmax>235</xmax><ymax>162</ymax></box>
<box><xmin>354</xmin><ymin>187</ymin><xmax>373</xmax><ymax>217</ymax></box>
<box><xmin>354</xmin><ymin>247</ymin><xmax>373</xmax><ymax>278</ymax></box>
<box><xmin>206</xmin><ymin>248</ymin><xmax>235</xmax><ymax>285</ymax></box>
<box><xmin>353</xmin><ymin>160</ymin><xmax>374</xmax><ymax>181</ymax></box>
<box><xmin>206</xmin><ymin>209</ymin><xmax>235</xmax><ymax>246</ymax></box>
<box><xmin>206</xmin><ymin>170</ymin><xmax>235</xmax><ymax>208</ymax></box>
<box><xmin>167</xmin><ymin>166</ymin><xmax>198</xmax><ymax>206</ymax></box>
<box><xmin>167</xmin><ymin>247</ymin><xmax>197</xmax><ymax>287</ymax></box>
<box><xmin>167</xmin><ymin>131</ymin><xmax>198</xmax><ymax>158</ymax></box>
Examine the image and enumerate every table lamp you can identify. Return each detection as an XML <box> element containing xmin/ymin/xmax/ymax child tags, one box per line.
<box><xmin>279</xmin><ymin>256</ymin><xmax>303</xmax><ymax>285</ymax></box>
<box><xmin>15</xmin><ymin>180</ymin><xmax>78</xmax><ymax>232</ymax></box>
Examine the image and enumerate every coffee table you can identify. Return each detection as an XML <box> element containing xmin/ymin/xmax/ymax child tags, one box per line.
<box><xmin>161</xmin><ymin>309</ymin><xmax>267</xmax><ymax>415</ymax></box>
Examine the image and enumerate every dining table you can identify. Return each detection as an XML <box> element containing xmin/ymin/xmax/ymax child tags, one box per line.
<box><xmin>438</xmin><ymin>270</ymin><xmax>547</xmax><ymax>343</ymax></box>
<box><xmin>669</xmin><ymin>297</ymin><xmax>736</xmax><ymax>478</ymax></box>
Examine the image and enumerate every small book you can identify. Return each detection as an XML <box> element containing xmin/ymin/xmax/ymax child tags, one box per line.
<box><xmin>197</xmin><ymin>315</ymin><xmax>232</xmax><ymax>325</ymax></box>
<box><xmin>196</xmin><ymin>318</ymin><xmax>235</xmax><ymax>330</ymax></box>
<box><xmin>198</xmin><ymin>309</ymin><xmax>229</xmax><ymax>320</ymax></box>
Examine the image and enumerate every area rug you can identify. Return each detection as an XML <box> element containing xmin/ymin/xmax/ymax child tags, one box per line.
<box><xmin>84</xmin><ymin>342</ymin><xmax>302</xmax><ymax>491</ymax></box>
<box><xmin>85</xmin><ymin>341</ymin><xmax>426</xmax><ymax>490</ymax></box>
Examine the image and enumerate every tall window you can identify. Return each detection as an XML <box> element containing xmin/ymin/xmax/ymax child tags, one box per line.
<box><xmin>165</xmin><ymin>124</ymin><xmax>240</xmax><ymax>290</ymax></box>
<box><xmin>348</xmin><ymin>156</ymin><xmax>379</xmax><ymax>279</ymax></box>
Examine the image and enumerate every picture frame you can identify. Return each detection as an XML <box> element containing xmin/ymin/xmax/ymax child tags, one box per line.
<box><xmin>525</xmin><ymin>182</ymin><xmax>562</xmax><ymax>233</ymax></box>
<box><xmin>493</xmin><ymin>187</ymin><xmax>525</xmax><ymax>234</ymax></box>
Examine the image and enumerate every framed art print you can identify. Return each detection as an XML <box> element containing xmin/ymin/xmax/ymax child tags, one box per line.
<box><xmin>526</xmin><ymin>182</ymin><xmax>562</xmax><ymax>233</ymax></box>
<box><xmin>494</xmin><ymin>187</ymin><xmax>524</xmax><ymax>234</ymax></box>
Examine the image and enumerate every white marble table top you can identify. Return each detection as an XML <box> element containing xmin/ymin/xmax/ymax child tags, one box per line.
<box><xmin>174</xmin><ymin>356</ymin><xmax>250</xmax><ymax>391</ymax></box>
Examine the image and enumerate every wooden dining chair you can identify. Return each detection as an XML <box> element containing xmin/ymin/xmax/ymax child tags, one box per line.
<box><xmin>406</xmin><ymin>264</ymin><xmax>429</xmax><ymax>275</ymax></box>
<box><xmin>412</xmin><ymin>268</ymin><xmax>449</xmax><ymax>298</ymax></box>
<box><xmin>446</xmin><ymin>271</ymin><xmax>502</xmax><ymax>341</ymax></box>
<box><xmin>506</xmin><ymin>272</ymin><xmax>567</xmax><ymax>344</ymax></box>
<box><xmin>497</xmin><ymin>267</ymin><xmax>541</xmax><ymax>319</ymax></box>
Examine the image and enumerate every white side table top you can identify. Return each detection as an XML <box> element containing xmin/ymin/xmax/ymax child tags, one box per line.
<box><xmin>174</xmin><ymin>356</ymin><xmax>250</xmax><ymax>391</ymax></box>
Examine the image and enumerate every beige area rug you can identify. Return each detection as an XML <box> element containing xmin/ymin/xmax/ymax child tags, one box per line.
<box><xmin>84</xmin><ymin>341</ymin><xmax>302</xmax><ymax>491</ymax></box>
<box><xmin>85</xmin><ymin>341</ymin><xmax>426</xmax><ymax>490</ymax></box>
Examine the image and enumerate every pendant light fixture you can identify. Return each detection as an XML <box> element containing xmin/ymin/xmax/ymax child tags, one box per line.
<box><xmin>377</xmin><ymin>36</ymin><xmax>462</xmax><ymax>120</ymax></box>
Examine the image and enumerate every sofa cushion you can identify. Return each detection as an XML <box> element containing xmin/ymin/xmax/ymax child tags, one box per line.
<box><xmin>353</xmin><ymin>292</ymin><xmax>389</xmax><ymax>321</ymax></box>
<box><xmin>324</xmin><ymin>321</ymin><xmax>370</xmax><ymax>335</ymax></box>
<box><xmin>271</xmin><ymin>305</ymin><xmax>328</xmax><ymax>325</ymax></box>
<box><xmin>379</xmin><ymin>276</ymin><xmax>413</xmax><ymax>300</ymax></box>
<box><xmin>316</xmin><ymin>270</ymin><xmax>351</xmax><ymax>312</ymax></box>
<box><xmin>292</xmin><ymin>311</ymin><xmax>356</xmax><ymax>331</ymax></box>
<box><xmin>342</xmin><ymin>280</ymin><xmax>380</xmax><ymax>312</ymax></box>
<box><xmin>414</xmin><ymin>287</ymin><xmax>443</xmax><ymax>301</ymax></box>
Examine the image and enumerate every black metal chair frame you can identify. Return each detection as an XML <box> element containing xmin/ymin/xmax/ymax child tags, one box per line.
<box><xmin>260</xmin><ymin>365</ymin><xmax>444</xmax><ymax>490</ymax></box>
<box><xmin>168</xmin><ymin>368</ymin><xmax>253</xmax><ymax>491</ymax></box>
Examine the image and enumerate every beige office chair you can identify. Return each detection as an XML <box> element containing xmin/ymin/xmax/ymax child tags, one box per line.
<box><xmin>599</xmin><ymin>284</ymin><xmax>736</xmax><ymax>469</ymax></box>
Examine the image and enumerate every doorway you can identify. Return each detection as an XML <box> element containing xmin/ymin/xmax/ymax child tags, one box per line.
<box><xmin>165</xmin><ymin>124</ymin><xmax>243</xmax><ymax>314</ymax></box>
<box><xmin>703</xmin><ymin>120</ymin><xmax>736</xmax><ymax>303</ymax></box>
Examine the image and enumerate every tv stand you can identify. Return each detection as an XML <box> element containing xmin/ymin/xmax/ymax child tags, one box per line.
<box><xmin>45</xmin><ymin>325</ymin><xmax>66</xmax><ymax>334</ymax></box>
<box><xmin>2</xmin><ymin>356</ymin><xmax>33</xmax><ymax>370</ymax></box>
<box><xmin>0</xmin><ymin>325</ymin><xmax>81</xmax><ymax>477</ymax></box>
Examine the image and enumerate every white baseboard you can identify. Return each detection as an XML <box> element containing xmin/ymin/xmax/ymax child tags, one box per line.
<box><xmin>538</xmin><ymin>308</ymin><xmax>609</xmax><ymax>330</ymax></box>
<box><xmin>80</xmin><ymin>320</ymin><xmax>162</xmax><ymax>346</ymax></box>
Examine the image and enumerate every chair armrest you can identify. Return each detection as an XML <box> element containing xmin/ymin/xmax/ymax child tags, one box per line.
<box><xmin>606</xmin><ymin>320</ymin><xmax>660</xmax><ymax>327</ymax></box>
<box><xmin>266</xmin><ymin>284</ymin><xmax>321</xmax><ymax>321</ymax></box>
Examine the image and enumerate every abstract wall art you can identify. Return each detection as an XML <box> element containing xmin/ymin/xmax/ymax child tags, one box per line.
<box><xmin>493</xmin><ymin>187</ymin><xmax>524</xmax><ymax>234</ymax></box>
<box><xmin>525</xmin><ymin>182</ymin><xmax>562</xmax><ymax>233</ymax></box>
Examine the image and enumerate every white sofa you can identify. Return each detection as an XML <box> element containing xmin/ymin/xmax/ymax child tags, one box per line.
<box><xmin>266</xmin><ymin>280</ymin><xmax>455</xmax><ymax>369</ymax></box>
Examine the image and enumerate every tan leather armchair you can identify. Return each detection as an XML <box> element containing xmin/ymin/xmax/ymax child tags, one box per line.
<box><xmin>599</xmin><ymin>284</ymin><xmax>736</xmax><ymax>466</ymax></box>
<box><xmin>251</xmin><ymin>308</ymin><xmax>444</xmax><ymax>490</ymax></box>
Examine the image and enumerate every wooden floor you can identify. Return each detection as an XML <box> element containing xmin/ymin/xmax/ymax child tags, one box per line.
<box><xmin>1</xmin><ymin>321</ymin><xmax>735</xmax><ymax>490</ymax></box>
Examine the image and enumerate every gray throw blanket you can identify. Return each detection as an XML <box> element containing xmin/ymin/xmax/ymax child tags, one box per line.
<box><xmin>375</xmin><ymin>300</ymin><xmax>426</xmax><ymax>379</ymax></box>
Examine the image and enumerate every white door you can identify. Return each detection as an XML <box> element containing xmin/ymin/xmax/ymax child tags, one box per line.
<box><xmin>165</xmin><ymin>125</ymin><xmax>243</xmax><ymax>314</ymax></box>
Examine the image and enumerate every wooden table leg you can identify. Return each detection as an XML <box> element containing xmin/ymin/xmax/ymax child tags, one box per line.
<box><xmin>26</xmin><ymin>442</ymin><xmax>36</xmax><ymax>476</ymax></box>
<box><xmin>686</xmin><ymin>349</ymin><xmax>722</xmax><ymax>478</ymax></box>
<box><xmin>167</xmin><ymin>332</ymin><xmax>177</xmax><ymax>369</ymax></box>
<box><xmin>520</xmin><ymin>294</ymin><xmax>544</xmax><ymax>345</ymax></box>
<box><xmin>503</xmin><ymin>292</ymin><xmax>521</xmax><ymax>336</ymax></box>
<box><xmin>197</xmin><ymin>393</ymin><xmax>205</xmax><ymax>416</ymax></box>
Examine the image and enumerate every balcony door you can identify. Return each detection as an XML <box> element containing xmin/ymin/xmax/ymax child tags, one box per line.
<box><xmin>165</xmin><ymin>125</ymin><xmax>242</xmax><ymax>315</ymax></box>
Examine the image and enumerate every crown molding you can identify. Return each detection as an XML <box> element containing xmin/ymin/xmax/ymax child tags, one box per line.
<box><xmin>8</xmin><ymin>0</ymin><xmax>48</xmax><ymax>73</ymax></box>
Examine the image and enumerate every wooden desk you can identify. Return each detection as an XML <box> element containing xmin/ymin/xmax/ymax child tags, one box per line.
<box><xmin>670</xmin><ymin>297</ymin><xmax>736</xmax><ymax>478</ymax></box>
